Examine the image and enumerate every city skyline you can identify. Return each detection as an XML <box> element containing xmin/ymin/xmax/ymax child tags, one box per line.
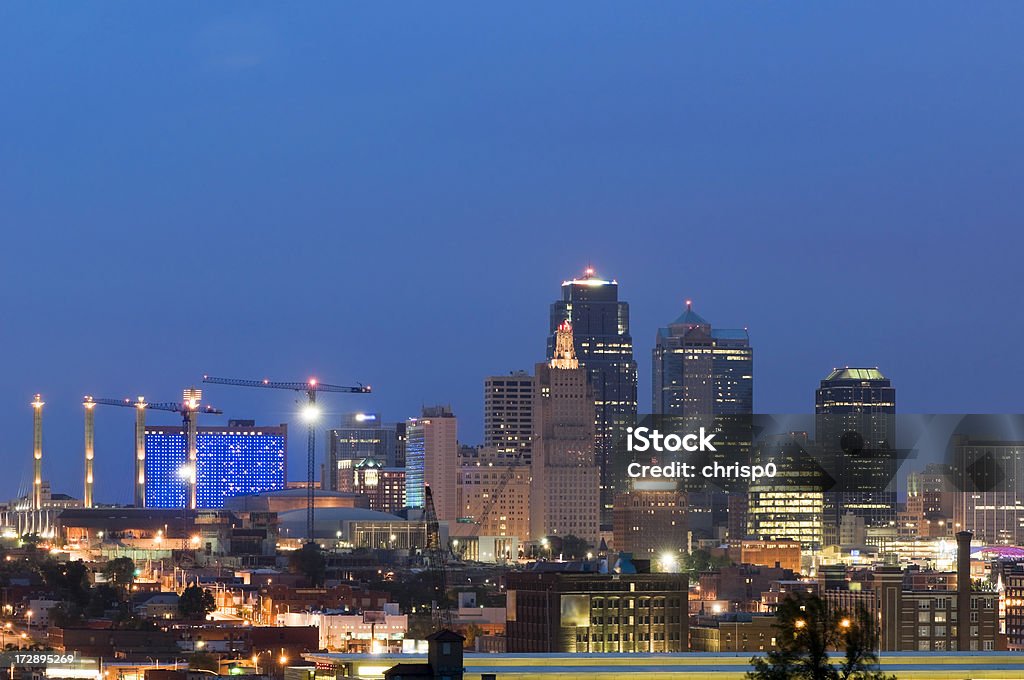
<box><xmin>2</xmin><ymin>266</ymin><xmax>1019</xmax><ymax>506</ymax></box>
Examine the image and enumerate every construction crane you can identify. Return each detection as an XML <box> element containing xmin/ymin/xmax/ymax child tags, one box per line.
<box><xmin>201</xmin><ymin>375</ymin><xmax>371</xmax><ymax>543</ymax></box>
<box><xmin>472</xmin><ymin>463</ymin><xmax>519</xmax><ymax>534</ymax></box>
<box><xmin>85</xmin><ymin>393</ymin><xmax>223</xmax><ymax>509</ymax></box>
<box><xmin>424</xmin><ymin>485</ymin><xmax>453</xmax><ymax>630</ymax></box>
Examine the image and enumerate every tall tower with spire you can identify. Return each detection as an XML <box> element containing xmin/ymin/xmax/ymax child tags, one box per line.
<box><xmin>548</xmin><ymin>268</ymin><xmax>637</xmax><ymax>528</ymax></box>
<box><xmin>532</xmin><ymin>319</ymin><xmax>600</xmax><ymax>543</ymax></box>
<box><xmin>652</xmin><ymin>300</ymin><xmax>753</xmax><ymax>417</ymax></box>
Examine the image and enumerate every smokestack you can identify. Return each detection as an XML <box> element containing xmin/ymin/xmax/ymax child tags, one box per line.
<box><xmin>83</xmin><ymin>397</ymin><xmax>96</xmax><ymax>508</ymax></box>
<box><xmin>31</xmin><ymin>394</ymin><xmax>44</xmax><ymax>511</ymax></box>
<box><xmin>956</xmin><ymin>530</ymin><xmax>973</xmax><ymax>652</ymax></box>
<box><xmin>134</xmin><ymin>397</ymin><xmax>147</xmax><ymax>508</ymax></box>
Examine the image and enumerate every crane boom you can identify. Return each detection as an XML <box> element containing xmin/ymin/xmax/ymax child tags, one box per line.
<box><xmin>90</xmin><ymin>397</ymin><xmax>223</xmax><ymax>414</ymax></box>
<box><xmin>201</xmin><ymin>374</ymin><xmax>371</xmax><ymax>543</ymax></box>
<box><xmin>201</xmin><ymin>376</ymin><xmax>370</xmax><ymax>394</ymax></box>
<box><xmin>87</xmin><ymin>395</ymin><xmax>223</xmax><ymax>509</ymax></box>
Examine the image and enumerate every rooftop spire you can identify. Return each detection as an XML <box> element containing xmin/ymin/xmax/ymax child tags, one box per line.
<box><xmin>550</xmin><ymin>320</ymin><xmax>579</xmax><ymax>369</ymax></box>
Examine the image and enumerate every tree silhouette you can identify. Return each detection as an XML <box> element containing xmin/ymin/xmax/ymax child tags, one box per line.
<box><xmin>747</xmin><ymin>593</ymin><xmax>893</xmax><ymax>680</ymax></box>
<box><xmin>178</xmin><ymin>584</ymin><xmax>216</xmax><ymax>620</ymax></box>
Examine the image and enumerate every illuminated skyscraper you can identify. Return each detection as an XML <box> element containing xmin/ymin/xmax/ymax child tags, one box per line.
<box><xmin>652</xmin><ymin>301</ymin><xmax>753</xmax><ymax>417</ymax></box>
<box><xmin>548</xmin><ymin>268</ymin><xmax>637</xmax><ymax>525</ymax></box>
<box><xmin>484</xmin><ymin>371</ymin><xmax>534</xmax><ymax>465</ymax></box>
<box><xmin>326</xmin><ymin>412</ymin><xmax>397</xmax><ymax>492</ymax></box>
<box><xmin>532</xmin><ymin>321</ymin><xmax>600</xmax><ymax>543</ymax></box>
<box><xmin>404</xmin><ymin>406</ymin><xmax>458</xmax><ymax>520</ymax></box>
<box><xmin>145</xmin><ymin>420</ymin><xmax>287</xmax><ymax>509</ymax></box>
<box><xmin>352</xmin><ymin>457</ymin><xmax>406</xmax><ymax>514</ymax></box>
<box><xmin>651</xmin><ymin>301</ymin><xmax>753</xmax><ymax>540</ymax></box>
<box><xmin>815</xmin><ymin>367</ymin><xmax>897</xmax><ymax>529</ymax></box>
<box><xmin>746</xmin><ymin>432</ymin><xmax>824</xmax><ymax>555</ymax></box>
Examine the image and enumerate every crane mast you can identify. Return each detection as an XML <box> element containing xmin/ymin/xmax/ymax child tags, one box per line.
<box><xmin>425</xmin><ymin>485</ymin><xmax>453</xmax><ymax>630</ymax></box>
<box><xmin>201</xmin><ymin>375</ymin><xmax>371</xmax><ymax>542</ymax></box>
<box><xmin>87</xmin><ymin>394</ymin><xmax>223</xmax><ymax>509</ymax></box>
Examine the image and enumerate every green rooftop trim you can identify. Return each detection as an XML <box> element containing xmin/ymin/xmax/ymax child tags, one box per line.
<box><xmin>823</xmin><ymin>367</ymin><xmax>887</xmax><ymax>381</ymax></box>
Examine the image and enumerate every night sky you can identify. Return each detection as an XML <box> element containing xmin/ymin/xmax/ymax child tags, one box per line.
<box><xmin>2</xmin><ymin>4</ymin><xmax>1023</xmax><ymax>504</ymax></box>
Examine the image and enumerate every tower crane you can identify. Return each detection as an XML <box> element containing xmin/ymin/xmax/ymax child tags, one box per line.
<box><xmin>424</xmin><ymin>485</ymin><xmax>453</xmax><ymax>631</ymax></box>
<box><xmin>85</xmin><ymin>393</ymin><xmax>223</xmax><ymax>509</ymax></box>
<box><xmin>201</xmin><ymin>375</ymin><xmax>371</xmax><ymax>543</ymax></box>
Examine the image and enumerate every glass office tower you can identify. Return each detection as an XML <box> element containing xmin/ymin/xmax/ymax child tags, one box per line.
<box><xmin>815</xmin><ymin>367</ymin><xmax>897</xmax><ymax>529</ymax></box>
<box><xmin>547</xmin><ymin>268</ymin><xmax>637</xmax><ymax>526</ymax></box>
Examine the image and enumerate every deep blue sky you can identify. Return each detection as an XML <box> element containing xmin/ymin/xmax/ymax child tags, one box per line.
<box><xmin>2</xmin><ymin>4</ymin><xmax>1023</xmax><ymax>504</ymax></box>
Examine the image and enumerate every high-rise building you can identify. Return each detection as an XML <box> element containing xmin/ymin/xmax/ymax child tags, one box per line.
<box><xmin>532</xmin><ymin>321</ymin><xmax>600</xmax><ymax>543</ymax></box>
<box><xmin>456</xmin><ymin>446</ymin><xmax>531</xmax><ymax>543</ymax></box>
<box><xmin>651</xmin><ymin>301</ymin><xmax>753</xmax><ymax>540</ymax></box>
<box><xmin>652</xmin><ymin>301</ymin><xmax>753</xmax><ymax>417</ymax></box>
<box><xmin>612</xmin><ymin>481</ymin><xmax>687</xmax><ymax>558</ymax></box>
<box><xmin>815</xmin><ymin>367</ymin><xmax>897</xmax><ymax>528</ymax></box>
<box><xmin>746</xmin><ymin>432</ymin><xmax>824</xmax><ymax>555</ymax></box>
<box><xmin>548</xmin><ymin>269</ymin><xmax>637</xmax><ymax>525</ymax></box>
<box><xmin>953</xmin><ymin>437</ymin><xmax>1024</xmax><ymax>544</ymax></box>
<box><xmin>484</xmin><ymin>372</ymin><xmax>534</xmax><ymax>465</ymax></box>
<box><xmin>326</xmin><ymin>413</ymin><xmax>397</xmax><ymax>492</ymax></box>
<box><xmin>393</xmin><ymin>421</ymin><xmax>407</xmax><ymax>468</ymax></box>
<box><xmin>404</xmin><ymin>406</ymin><xmax>458</xmax><ymax>520</ymax></box>
<box><xmin>144</xmin><ymin>420</ymin><xmax>287</xmax><ymax>509</ymax></box>
<box><xmin>352</xmin><ymin>458</ymin><xmax>406</xmax><ymax>514</ymax></box>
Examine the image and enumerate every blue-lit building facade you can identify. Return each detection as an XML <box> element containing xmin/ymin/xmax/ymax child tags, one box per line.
<box><xmin>145</xmin><ymin>420</ymin><xmax>287</xmax><ymax>509</ymax></box>
<box><xmin>404</xmin><ymin>417</ymin><xmax>427</xmax><ymax>510</ymax></box>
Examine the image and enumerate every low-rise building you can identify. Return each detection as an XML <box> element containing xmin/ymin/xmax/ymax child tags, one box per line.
<box><xmin>505</xmin><ymin>557</ymin><xmax>688</xmax><ymax>652</ymax></box>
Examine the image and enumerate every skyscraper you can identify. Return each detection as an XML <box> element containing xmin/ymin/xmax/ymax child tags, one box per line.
<box><xmin>532</xmin><ymin>320</ymin><xmax>600</xmax><ymax>543</ymax></box>
<box><xmin>144</xmin><ymin>420</ymin><xmax>287</xmax><ymax>509</ymax></box>
<box><xmin>651</xmin><ymin>301</ymin><xmax>753</xmax><ymax>540</ymax></box>
<box><xmin>815</xmin><ymin>367</ymin><xmax>897</xmax><ymax>529</ymax></box>
<box><xmin>548</xmin><ymin>268</ymin><xmax>637</xmax><ymax>525</ymax></box>
<box><xmin>326</xmin><ymin>412</ymin><xmax>397</xmax><ymax>492</ymax></box>
<box><xmin>404</xmin><ymin>406</ymin><xmax>458</xmax><ymax>520</ymax></box>
<box><xmin>484</xmin><ymin>371</ymin><xmax>534</xmax><ymax>465</ymax></box>
<box><xmin>746</xmin><ymin>431</ymin><xmax>824</xmax><ymax>555</ymax></box>
<box><xmin>953</xmin><ymin>436</ymin><xmax>1024</xmax><ymax>544</ymax></box>
<box><xmin>652</xmin><ymin>301</ymin><xmax>753</xmax><ymax>417</ymax></box>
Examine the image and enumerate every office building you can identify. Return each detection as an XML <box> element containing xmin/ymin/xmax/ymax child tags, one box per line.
<box><xmin>548</xmin><ymin>269</ymin><xmax>637</xmax><ymax>525</ymax></box>
<box><xmin>393</xmin><ymin>421</ymin><xmax>407</xmax><ymax>468</ymax></box>
<box><xmin>352</xmin><ymin>458</ymin><xmax>406</xmax><ymax>514</ymax></box>
<box><xmin>144</xmin><ymin>420</ymin><xmax>286</xmax><ymax>509</ymax></box>
<box><xmin>823</xmin><ymin>533</ymin><xmax>1001</xmax><ymax>651</ymax></box>
<box><xmin>484</xmin><ymin>371</ymin><xmax>534</xmax><ymax>465</ymax></box>
<box><xmin>815</xmin><ymin>367</ymin><xmax>897</xmax><ymax>528</ymax></box>
<box><xmin>690</xmin><ymin>613</ymin><xmax>782</xmax><ymax>653</ymax></box>
<box><xmin>652</xmin><ymin>301</ymin><xmax>753</xmax><ymax>418</ymax></box>
<box><xmin>532</xmin><ymin>320</ymin><xmax>600</xmax><ymax>543</ymax></box>
<box><xmin>953</xmin><ymin>437</ymin><xmax>1024</xmax><ymax>544</ymax></box>
<box><xmin>505</xmin><ymin>560</ymin><xmax>688</xmax><ymax>653</ymax></box>
<box><xmin>456</xmin><ymin>446</ymin><xmax>531</xmax><ymax>543</ymax></box>
<box><xmin>404</xmin><ymin>406</ymin><xmax>458</xmax><ymax>520</ymax></box>
<box><xmin>326</xmin><ymin>413</ymin><xmax>397</xmax><ymax>492</ymax></box>
<box><xmin>611</xmin><ymin>481</ymin><xmax>687</xmax><ymax>558</ymax></box>
<box><xmin>746</xmin><ymin>432</ymin><xmax>824</xmax><ymax>555</ymax></box>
